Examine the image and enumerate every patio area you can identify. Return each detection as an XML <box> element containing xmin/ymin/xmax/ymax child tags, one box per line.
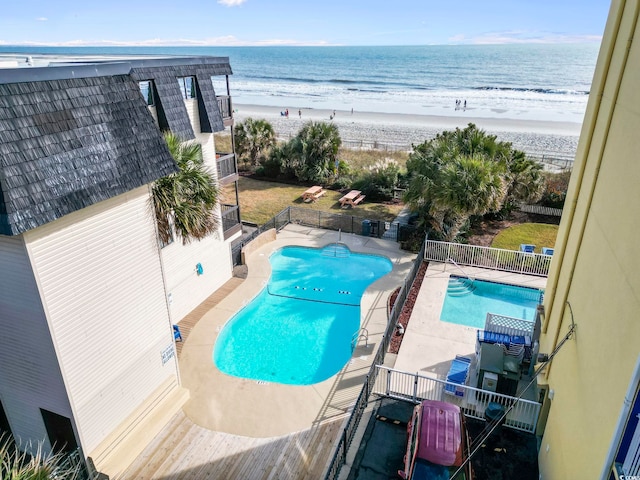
<box><xmin>394</xmin><ymin>262</ymin><xmax>546</xmax><ymax>381</ymax></box>
<box><xmin>120</xmin><ymin>224</ymin><xmax>416</xmax><ymax>479</ymax></box>
<box><xmin>120</xmin><ymin>232</ymin><xmax>548</xmax><ymax>479</ymax></box>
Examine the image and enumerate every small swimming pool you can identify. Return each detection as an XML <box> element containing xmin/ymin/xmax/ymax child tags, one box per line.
<box><xmin>441</xmin><ymin>276</ymin><xmax>542</xmax><ymax>329</ymax></box>
<box><xmin>213</xmin><ymin>244</ymin><xmax>393</xmax><ymax>385</ymax></box>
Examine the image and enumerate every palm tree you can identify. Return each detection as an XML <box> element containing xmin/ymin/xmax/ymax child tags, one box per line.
<box><xmin>430</xmin><ymin>155</ymin><xmax>506</xmax><ymax>241</ymax></box>
<box><xmin>502</xmin><ymin>151</ymin><xmax>545</xmax><ymax>210</ymax></box>
<box><xmin>289</xmin><ymin>121</ymin><xmax>341</xmax><ymax>183</ymax></box>
<box><xmin>234</xmin><ymin>117</ymin><xmax>276</xmax><ymax>168</ymax></box>
<box><xmin>152</xmin><ymin>132</ymin><xmax>219</xmax><ymax>245</ymax></box>
<box><xmin>406</xmin><ymin>123</ymin><xmax>525</xmax><ymax>241</ymax></box>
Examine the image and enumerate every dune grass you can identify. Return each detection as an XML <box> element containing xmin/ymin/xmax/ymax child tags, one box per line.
<box><xmin>223</xmin><ymin>176</ymin><xmax>404</xmax><ymax>225</ymax></box>
<box><xmin>491</xmin><ymin>223</ymin><xmax>559</xmax><ymax>253</ymax></box>
<box><xmin>214</xmin><ymin>133</ymin><xmax>409</xmax><ymax>172</ymax></box>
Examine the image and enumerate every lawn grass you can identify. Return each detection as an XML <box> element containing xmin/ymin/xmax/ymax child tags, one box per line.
<box><xmin>491</xmin><ymin>223</ymin><xmax>559</xmax><ymax>253</ymax></box>
<box><xmin>223</xmin><ymin>176</ymin><xmax>404</xmax><ymax>225</ymax></box>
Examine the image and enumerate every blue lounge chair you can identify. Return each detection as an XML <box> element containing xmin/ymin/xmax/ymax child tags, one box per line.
<box><xmin>520</xmin><ymin>244</ymin><xmax>536</xmax><ymax>253</ymax></box>
<box><xmin>542</xmin><ymin>247</ymin><xmax>554</xmax><ymax>255</ymax></box>
<box><xmin>173</xmin><ymin>324</ymin><xmax>183</xmax><ymax>342</ymax></box>
<box><xmin>444</xmin><ymin>355</ymin><xmax>471</xmax><ymax>397</ymax></box>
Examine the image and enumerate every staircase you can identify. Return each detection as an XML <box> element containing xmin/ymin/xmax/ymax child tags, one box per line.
<box><xmin>322</xmin><ymin>243</ymin><xmax>351</xmax><ymax>258</ymax></box>
<box><xmin>446</xmin><ymin>277</ymin><xmax>476</xmax><ymax>296</ymax></box>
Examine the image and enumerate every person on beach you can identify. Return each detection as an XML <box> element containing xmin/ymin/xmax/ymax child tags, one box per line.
<box><xmin>464</xmin><ymin>100</ymin><xmax>467</xmax><ymax>109</ymax></box>
<box><xmin>351</xmin><ymin>108</ymin><xmax>354</xmax><ymax>115</ymax></box>
<box><xmin>298</xmin><ymin>109</ymin><xmax>301</xmax><ymax>118</ymax></box>
<box><xmin>285</xmin><ymin>108</ymin><xmax>289</xmax><ymax>117</ymax></box>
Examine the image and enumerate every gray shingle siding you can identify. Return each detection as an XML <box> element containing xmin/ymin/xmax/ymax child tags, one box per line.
<box><xmin>129</xmin><ymin>63</ymin><xmax>229</xmax><ymax>139</ymax></box>
<box><xmin>0</xmin><ymin>56</ymin><xmax>232</xmax><ymax>236</ymax></box>
<box><xmin>0</xmin><ymin>74</ymin><xmax>178</xmax><ymax>236</ymax></box>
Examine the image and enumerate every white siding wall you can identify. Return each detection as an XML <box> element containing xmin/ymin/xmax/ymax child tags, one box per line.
<box><xmin>0</xmin><ymin>235</ymin><xmax>72</xmax><ymax>453</ymax></box>
<box><xmin>159</xmin><ymin>98</ymin><xmax>233</xmax><ymax>322</ymax></box>
<box><xmin>23</xmin><ymin>187</ymin><xmax>177</xmax><ymax>453</ymax></box>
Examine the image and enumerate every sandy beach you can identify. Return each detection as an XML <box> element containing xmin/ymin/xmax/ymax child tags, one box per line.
<box><xmin>234</xmin><ymin>103</ymin><xmax>582</xmax><ymax>157</ymax></box>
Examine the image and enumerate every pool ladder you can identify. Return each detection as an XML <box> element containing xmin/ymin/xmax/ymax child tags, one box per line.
<box><xmin>351</xmin><ymin>328</ymin><xmax>369</xmax><ymax>350</ymax></box>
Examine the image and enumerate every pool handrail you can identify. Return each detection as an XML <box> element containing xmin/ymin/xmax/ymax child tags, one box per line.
<box><xmin>445</xmin><ymin>257</ymin><xmax>476</xmax><ymax>283</ymax></box>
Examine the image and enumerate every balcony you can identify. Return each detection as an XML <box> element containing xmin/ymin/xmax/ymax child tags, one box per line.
<box><xmin>221</xmin><ymin>203</ymin><xmax>241</xmax><ymax>240</ymax></box>
<box><xmin>216</xmin><ymin>152</ymin><xmax>238</xmax><ymax>184</ymax></box>
<box><xmin>216</xmin><ymin>95</ymin><xmax>233</xmax><ymax>127</ymax></box>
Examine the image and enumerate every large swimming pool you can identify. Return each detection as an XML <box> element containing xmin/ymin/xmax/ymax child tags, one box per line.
<box><xmin>441</xmin><ymin>276</ymin><xmax>542</xmax><ymax>329</ymax></box>
<box><xmin>213</xmin><ymin>244</ymin><xmax>393</xmax><ymax>385</ymax></box>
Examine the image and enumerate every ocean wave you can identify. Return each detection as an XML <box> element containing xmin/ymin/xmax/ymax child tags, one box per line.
<box><xmin>239</xmin><ymin>74</ymin><xmax>423</xmax><ymax>91</ymax></box>
<box><xmin>473</xmin><ymin>86</ymin><xmax>589</xmax><ymax>95</ymax></box>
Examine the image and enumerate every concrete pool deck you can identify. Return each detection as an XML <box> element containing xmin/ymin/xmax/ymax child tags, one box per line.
<box><xmin>394</xmin><ymin>262</ymin><xmax>548</xmax><ymax>379</ymax></box>
<box><xmin>178</xmin><ymin>224</ymin><xmax>416</xmax><ymax>438</ymax></box>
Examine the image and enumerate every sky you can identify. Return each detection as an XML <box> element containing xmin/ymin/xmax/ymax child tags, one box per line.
<box><xmin>0</xmin><ymin>0</ymin><xmax>611</xmax><ymax>47</ymax></box>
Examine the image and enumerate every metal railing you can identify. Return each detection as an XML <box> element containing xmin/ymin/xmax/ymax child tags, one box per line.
<box><xmin>446</xmin><ymin>257</ymin><xmax>476</xmax><ymax>282</ymax></box>
<box><xmin>373</xmin><ymin>366</ymin><xmax>541</xmax><ymax>434</ymax></box>
<box><xmin>231</xmin><ymin>208</ymin><xmax>292</xmax><ymax>266</ymax></box>
<box><xmin>526</xmin><ymin>152</ymin><xmax>574</xmax><ymax>170</ymax></box>
<box><xmin>324</xmin><ymin>242</ymin><xmax>426</xmax><ymax>480</ymax></box>
<box><xmin>425</xmin><ymin>240</ymin><xmax>552</xmax><ymax>277</ymax></box>
<box><xmin>221</xmin><ymin>204</ymin><xmax>241</xmax><ymax>233</ymax></box>
<box><xmin>216</xmin><ymin>95</ymin><xmax>232</xmax><ymax>119</ymax></box>
<box><xmin>216</xmin><ymin>152</ymin><xmax>237</xmax><ymax>181</ymax></box>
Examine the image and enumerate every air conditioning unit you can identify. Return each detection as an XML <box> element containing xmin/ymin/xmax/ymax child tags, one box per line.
<box><xmin>482</xmin><ymin>372</ymin><xmax>498</xmax><ymax>392</ymax></box>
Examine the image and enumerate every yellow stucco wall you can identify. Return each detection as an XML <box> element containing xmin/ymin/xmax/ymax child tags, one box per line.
<box><xmin>538</xmin><ymin>0</ymin><xmax>640</xmax><ymax>477</ymax></box>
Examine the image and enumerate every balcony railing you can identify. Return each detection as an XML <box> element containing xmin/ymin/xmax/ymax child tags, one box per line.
<box><xmin>373</xmin><ymin>366</ymin><xmax>541</xmax><ymax>434</ymax></box>
<box><xmin>216</xmin><ymin>95</ymin><xmax>232</xmax><ymax>121</ymax></box>
<box><xmin>216</xmin><ymin>152</ymin><xmax>238</xmax><ymax>183</ymax></box>
<box><xmin>221</xmin><ymin>203</ymin><xmax>241</xmax><ymax>239</ymax></box>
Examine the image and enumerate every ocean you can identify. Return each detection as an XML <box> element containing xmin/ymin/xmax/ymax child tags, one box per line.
<box><xmin>0</xmin><ymin>44</ymin><xmax>600</xmax><ymax>124</ymax></box>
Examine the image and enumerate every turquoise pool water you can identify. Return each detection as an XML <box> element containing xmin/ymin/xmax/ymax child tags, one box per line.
<box><xmin>213</xmin><ymin>244</ymin><xmax>393</xmax><ymax>385</ymax></box>
<box><xmin>441</xmin><ymin>276</ymin><xmax>542</xmax><ymax>329</ymax></box>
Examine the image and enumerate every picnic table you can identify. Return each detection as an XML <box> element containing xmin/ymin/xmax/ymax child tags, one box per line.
<box><xmin>302</xmin><ymin>185</ymin><xmax>326</xmax><ymax>202</ymax></box>
<box><xmin>339</xmin><ymin>190</ymin><xmax>366</xmax><ymax>208</ymax></box>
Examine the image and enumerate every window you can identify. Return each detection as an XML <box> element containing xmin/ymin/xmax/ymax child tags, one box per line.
<box><xmin>178</xmin><ymin>76</ymin><xmax>196</xmax><ymax>99</ymax></box>
<box><xmin>611</xmin><ymin>383</ymin><xmax>640</xmax><ymax>478</ymax></box>
<box><xmin>139</xmin><ymin>80</ymin><xmax>155</xmax><ymax>106</ymax></box>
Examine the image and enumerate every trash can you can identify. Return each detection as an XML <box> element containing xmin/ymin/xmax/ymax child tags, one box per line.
<box><xmin>485</xmin><ymin>402</ymin><xmax>506</xmax><ymax>444</ymax></box>
<box><xmin>370</xmin><ymin>221</ymin><xmax>379</xmax><ymax>237</ymax></box>
<box><xmin>361</xmin><ymin>219</ymin><xmax>371</xmax><ymax>236</ymax></box>
<box><xmin>485</xmin><ymin>402</ymin><xmax>505</xmax><ymax>425</ymax></box>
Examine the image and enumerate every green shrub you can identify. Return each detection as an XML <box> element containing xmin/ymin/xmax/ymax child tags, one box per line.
<box><xmin>540</xmin><ymin>170</ymin><xmax>572</xmax><ymax>209</ymax></box>
<box><xmin>352</xmin><ymin>159</ymin><xmax>400</xmax><ymax>201</ymax></box>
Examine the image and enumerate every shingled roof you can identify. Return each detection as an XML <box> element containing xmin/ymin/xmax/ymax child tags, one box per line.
<box><xmin>0</xmin><ymin>56</ymin><xmax>233</xmax><ymax>236</ymax></box>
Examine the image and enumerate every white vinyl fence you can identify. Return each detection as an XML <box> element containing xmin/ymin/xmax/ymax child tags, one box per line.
<box><xmin>373</xmin><ymin>366</ymin><xmax>541</xmax><ymax>434</ymax></box>
<box><xmin>424</xmin><ymin>240</ymin><xmax>552</xmax><ymax>277</ymax></box>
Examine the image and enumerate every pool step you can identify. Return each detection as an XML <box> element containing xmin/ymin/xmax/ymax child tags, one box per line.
<box><xmin>321</xmin><ymin>243</ymin><xmax>351</xmax><ymax>258</ymax></box>
<box><xmin>447</xmin><ymin>277</ymin><xmax>476</xmax><ymax>297</ymax></box>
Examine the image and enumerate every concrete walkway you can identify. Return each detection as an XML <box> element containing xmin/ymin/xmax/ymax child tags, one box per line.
<box><xmin>381</xmin><ymin>206</ymin><xmax>412</xmax><ymax>240</ymax></box>
<box><xmin>178</xmin><ymin>224</ymin><xmax>416</xmax><ymax>437</ymax></box>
